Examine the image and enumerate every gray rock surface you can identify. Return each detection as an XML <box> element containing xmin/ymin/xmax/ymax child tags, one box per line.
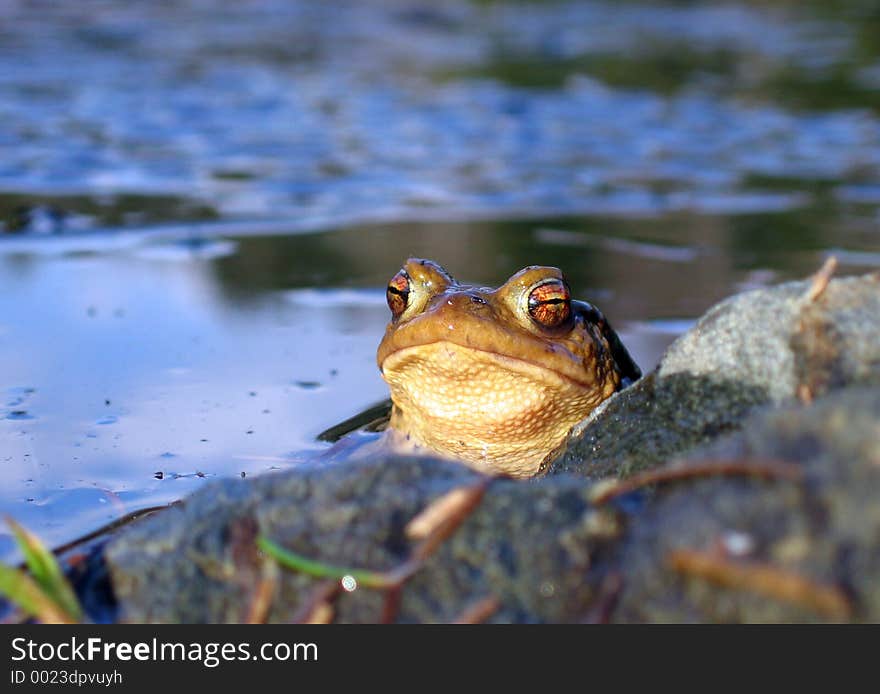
<box><xmin>106</xmin><ymin>457</ymin><xmax>622</xmax><ymax>623</ymax></box>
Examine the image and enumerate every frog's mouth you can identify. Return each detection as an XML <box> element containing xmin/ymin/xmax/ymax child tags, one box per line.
<box><xmin>380</xmin><ymin>339</ymin><xmax>596</xmax><ymax>391</ymax></box>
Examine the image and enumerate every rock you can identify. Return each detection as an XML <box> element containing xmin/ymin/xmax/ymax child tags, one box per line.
<box><xmin>105</xmin><ymin>457</ymin><xmax>622</xmax><ymax>623</ymax></box>
<box><xmin>551</xmin><ymin>273</ymin><xmax>880</xmax><ymax>479</ymax></box>
<box><xmin>613</xmin><ymin>386</ymin><xmax>880</xmax><ymax>623</ymax></box>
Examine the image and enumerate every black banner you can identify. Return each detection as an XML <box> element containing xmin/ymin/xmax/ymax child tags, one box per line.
<box><xmin>0</xmin><ymin>623</ymin><xmax>869</xmax><ymax>689</ymax></box>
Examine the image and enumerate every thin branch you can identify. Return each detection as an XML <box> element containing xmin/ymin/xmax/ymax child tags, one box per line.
<box><xmin>796</xmin><ymin>383</ymin><xmax>814</xmax><ymax>404</ymax></box>
<box><xmin>303</xmin><ymin>602</ymin><xmax>335</xmax><ymax>624</ymax></box>
<box><xmin>406</xmin><ymin>483</ymin><xmax>487</xmax><ymax>540</ymax></box>
<box><xmin>380</xmin><ymin>586</ymin><xmax>403</xmax><ymax>624</ymax></box>
<box><xmin>51</xmin><ymin>504</ymin><xmax>174</xmax><ymax>558</ymax></box>
<box><xmin>292</xmin><ymin>579</ymin><xmax>342</xmax><ymax>624</ymax></box>
<box><xmin>410</xmin><ymin>477</ymin><xmax>492</xmax><ymax>562</ymax></box>
<box><xmin>804</xmin><ymin>255</ymin><xmax>838</xmax><ymax>302</ymax></box>
<box><xmin>668</xmin><ymin>548</ymin><xmax>852</xmax><ymax>620</ymax></box>
<box><xmin>452</xmin><ymin>596</ymin><xmax>501</xmax><ymax>624</ymax></box>
<box><xmin>589</xmin><ymin>458</ymin><xmax>803</xmax><ymax>506</ymax></box>
<box><xmin>243</xmin><ymin>562</ymin><xmax>279</xmax><ymax>624</ymax></box>
<box><xmin>581</xmin><ymin>572</ymin><xmax>623</xmax><ymax>624</ymax></box>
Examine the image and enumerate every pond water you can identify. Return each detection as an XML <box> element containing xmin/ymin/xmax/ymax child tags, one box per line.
<box><xmin>1</xmin><ymin>0</ymin><xmax>879</xmax><ymax>562</ymax></box>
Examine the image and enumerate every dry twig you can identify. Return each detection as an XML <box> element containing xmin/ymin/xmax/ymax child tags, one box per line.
<box><xmin>804</xmin><ymin>255</ymin><xmax>838</xmax><ymax>302</ymax></box>
<box><xmin>581</xmin><ymin>573</ymin><xmax>623</xmax><ymax>624</ymax></box>
<box><xmin>406</xmin><ymin>485</ymin><xmax>485</xmax><ymax>540</ymax></box>
<box><xmin>243</xmin><ymin>563</ymin><xmax>279</xmax><ymax>625</ymax></box>
<box><xmin>380</xmin><ymin>586</ymin><xmax>404</xmax><ymax>624</ymax></box>
<box><xmin>668</xmin><ymin>548</ymin><xmax>852</xmax><ymax>620</ymax></box>
<box><xmin>453</xmin><ymin>595</ymin><xmax>501</xmax><ymax>624</ymax></box>
<box><xmin>293</xmin><ymin>579</ymin><xmax>343</xmax><ymax>624</ymax></box>
<box><xmin>589</xmin><ymin>458</ymin><xmax>803</xmax><ymax>506</ymax></box>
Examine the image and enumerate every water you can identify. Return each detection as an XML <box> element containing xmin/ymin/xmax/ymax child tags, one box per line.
<box><xmin>1</xmin><ymin>0</ymin><xmax>879</xmax><ymax>562</ymax></box>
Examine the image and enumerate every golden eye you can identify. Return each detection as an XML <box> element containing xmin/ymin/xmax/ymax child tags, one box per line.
<box><xmin>527</xmin><ymin>278</ymin><xmax>571</xmax><ymax>328</ymax></box>
<box><xmin>386</xmin><ymin>270</ymin><xmax>411</xmax><ymax>319</ymax></box>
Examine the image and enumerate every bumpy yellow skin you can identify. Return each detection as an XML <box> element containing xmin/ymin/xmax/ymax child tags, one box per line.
<box><xmin>377</xmin><ymin>259</ymin><xmax>633</xmax><ymax>478</ymax></box>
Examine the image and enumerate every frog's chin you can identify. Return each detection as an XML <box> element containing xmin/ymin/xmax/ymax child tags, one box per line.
<box><xmin>380</xmin><ymin>340</ymin><xmax>608</xmax><ymax>477</ymax></box>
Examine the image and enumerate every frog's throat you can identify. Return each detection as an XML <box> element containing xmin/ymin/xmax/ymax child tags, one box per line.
<box><xmin>380</xmin><ymin>341</ymin><xmax>616</xmax><ymax>477</ymax></box>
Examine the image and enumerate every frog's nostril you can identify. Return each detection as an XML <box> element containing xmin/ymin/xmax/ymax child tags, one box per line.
<box><xmin>468</xmin><ymin>294</ymin><xmax>488</xmax><ymax>305</ymax></box>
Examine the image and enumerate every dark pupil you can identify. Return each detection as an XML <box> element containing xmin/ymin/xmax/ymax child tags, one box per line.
<box><xmin>529</xmin><ymin>295</ymin><xmax>565</xmax><ymax>311</ymax></box>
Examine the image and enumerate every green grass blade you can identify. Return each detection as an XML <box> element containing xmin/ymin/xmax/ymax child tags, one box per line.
<box><xmin>257</xmin><ymin>535</ymin><xmax>395</xmax><ymax>588</ymax></box>
<box><xmin>0</xmin><ymin>562</ymin><xmax>76</xmax><ymax>623</ymax></box>
<box><xmin>5</xmin><ymin>517</ymin><xmax>83</xmax><ymax>621</ymax></box>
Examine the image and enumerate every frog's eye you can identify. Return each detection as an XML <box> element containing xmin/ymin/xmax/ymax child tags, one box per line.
<box><xmin>386</xmin><ymin>270</ymin><xmax>411</xmax><ymax>319</ymax></box>
<box><xmin>527</xmin><ymin>278</ymin><xmax>571</xmax><ymax>328</ymax></box>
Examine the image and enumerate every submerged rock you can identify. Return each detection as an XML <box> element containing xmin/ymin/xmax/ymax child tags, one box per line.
<box><xmin>100</xmin><ymin>271</ymin><xmax>880</xmax><ymax>622</ymax></box>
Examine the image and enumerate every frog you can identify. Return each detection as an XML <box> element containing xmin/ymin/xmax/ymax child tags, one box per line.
<box><xmin>373</xmin><ymin>258</ymin><xmax>641</xmax><ymax>478</ymax></box>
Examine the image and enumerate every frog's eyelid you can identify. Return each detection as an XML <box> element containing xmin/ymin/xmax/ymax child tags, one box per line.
<box><xmin>526</xmin><ymin>278</ymin><xmax>570</xmax><ymax>302</ymax></box>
